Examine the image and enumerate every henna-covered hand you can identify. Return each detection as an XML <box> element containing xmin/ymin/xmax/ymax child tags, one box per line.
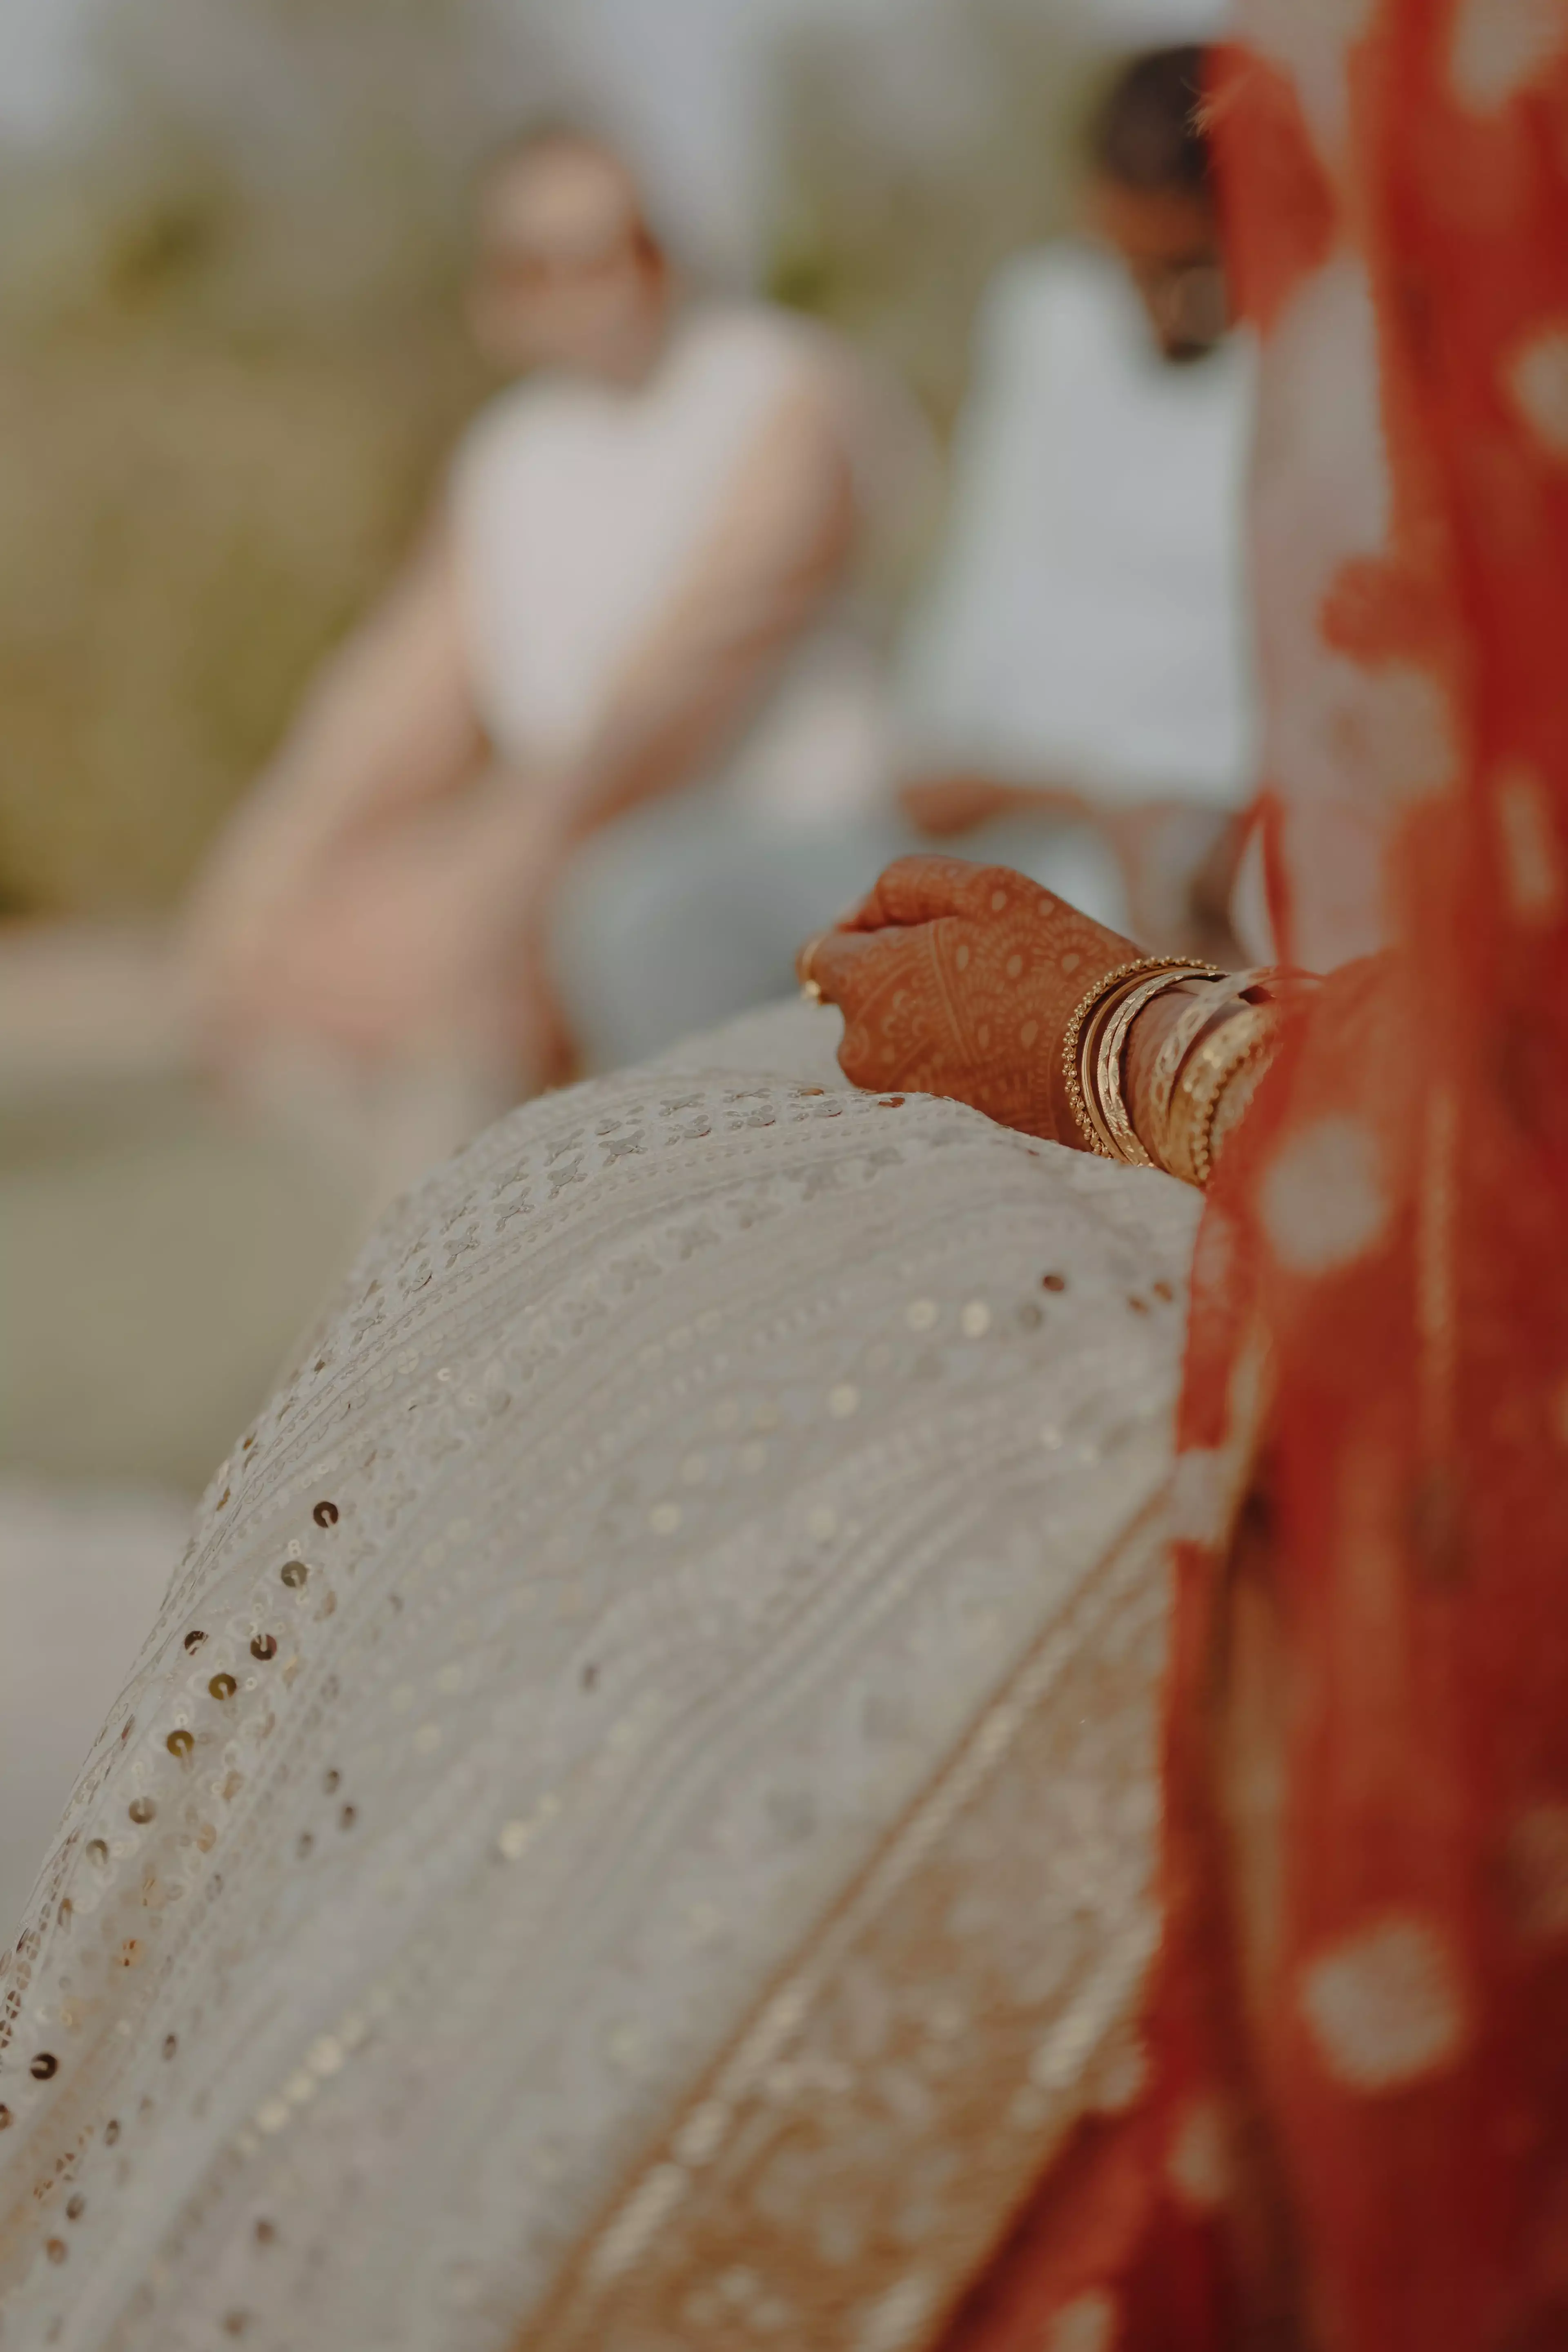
<box><xmin>800</xmin><ymin>855</ymin><xmax>1144</xmax><ymax>1145</ymax></box>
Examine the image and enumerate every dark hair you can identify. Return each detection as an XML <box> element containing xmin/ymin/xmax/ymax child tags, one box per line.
<box><xmin>1091</xmin><ymin>46</ymin><xmax>1211</xmax><ymax>197</ymax></box>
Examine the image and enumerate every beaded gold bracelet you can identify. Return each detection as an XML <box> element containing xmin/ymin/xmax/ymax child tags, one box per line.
<box><xmin>1075</xmin><ymin>972</ymin><xmax>1159</xmax><ymax>1156</ymax></box>
<box><xmin>1062</xmin><ymin>961</ymin><xmax>1164</xmax><ymax>1156</ymax></box>
<box><xmin>1060</xmin><ymin>957</ymin><xmax>1222</xmax><ymax>1160</ymax></box>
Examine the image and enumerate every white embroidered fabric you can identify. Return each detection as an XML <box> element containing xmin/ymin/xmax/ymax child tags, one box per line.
<box><xmin>0</xmin><ymin>1007</ymin><xmax>1200</xmax><ymax>2350</ymax></box>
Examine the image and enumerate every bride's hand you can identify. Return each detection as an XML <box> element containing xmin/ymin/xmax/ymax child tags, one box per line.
<box><xmin>800</xmin><ymin>855</ymin><xmax>1143</xmax><ymax>1145</ymax></box>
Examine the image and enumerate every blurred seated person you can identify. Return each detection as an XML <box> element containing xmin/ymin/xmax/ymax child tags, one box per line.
<box><xmin>548</xmin><ymin>49</ymin><xmax>1254</xmax><ymax>1058</ymax></box>
<box><xmin>180</xmin><ymin>127</ymin><xmax>930</xmax><ymax>1167</ymax></box>
<box><xmin>896</xmin><ymin>44</ymin><xmax>1256</xmax><ymax>961</ymax></box>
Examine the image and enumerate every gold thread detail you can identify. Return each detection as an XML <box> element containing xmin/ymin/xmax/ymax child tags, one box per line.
<box><xmin>513</xmin><ymin>1503</ymin><xmax>1173</xmax><ymax>2352</ymax></box>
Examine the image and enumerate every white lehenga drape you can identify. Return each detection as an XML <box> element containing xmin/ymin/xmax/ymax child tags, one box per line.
<box><xmin>0</xmin><ymin>1007</ymin><xmax>1199</xmax><ymax>2352</ymax></box>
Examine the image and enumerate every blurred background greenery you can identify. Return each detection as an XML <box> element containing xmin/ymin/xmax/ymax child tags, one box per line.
<box><xmin>0</xmin><ymin>0</ymin><xmax>1119</xmax><ymax>920</ymax></box>
<box><xmin>0</xmin><ymin>0</ymin><xmax>1213</xmax><ymax>1927</ymax></box>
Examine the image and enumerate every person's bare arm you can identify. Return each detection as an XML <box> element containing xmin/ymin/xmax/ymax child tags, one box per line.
<box><xmin>182</xmin><ymin>517</ymin><xmax>483</xmax><ymax>982</ymax></box>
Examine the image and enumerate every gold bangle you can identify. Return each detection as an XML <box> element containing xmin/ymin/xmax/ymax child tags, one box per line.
<box><xmin>1208</xmin><ymin>1048</ymin><xmax>1275</xmax><ymax>1171</ymax></box>
<box><xmin>1144</xmin><ymin>987</ymin><xmax>1229</xmax><ymax>1157</ymax></box>
<box><xmin>1162</xmin><ymin>1004</ymin><xmax>1281</xmax><ymax>1187</ymax></box>
<box><xmin>1224</xmin><ymin>966</ymin><xmax>1286</xmax><ymax>1000</ymax></box>
<box><xmin>1145</xmin><ymin>967</ymin><xmax>1303</xmax><ymax>1169</ymax></box>
<box><xmin>1094</xmin><ymin>970</ymin><xmax>1205</xmax><ymax>1167</ymax></box>
<box><xmin>1061</xmin><ymin>961</ymin><xmax>1163</xmax><ymax>1154</ymax></box>
<box><xmin>1204</xmin><ymin>1017</ymin><xmax>1283</xmax><ymax>1179</ymax></box>
<box><xmin>1081</xmin><ymin>969</ymin><xmax>1152</xmax><ymax>1152</ymax></box>
<box><xmin>1060</xmin><ymin>957</ymin><xmax>1220</xmax><ymax>1156</ymax></box>
<box><xmin>1161</xmin><ymin>1013</ymin><xmax>1257</xmax><ymax>1187</ymax></box>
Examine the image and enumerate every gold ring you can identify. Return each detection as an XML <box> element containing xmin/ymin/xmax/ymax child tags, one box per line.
<box><xmin>798</xmin><ymin>932</ymin><xmax>828</xmax><ymax>1003</ymax></box>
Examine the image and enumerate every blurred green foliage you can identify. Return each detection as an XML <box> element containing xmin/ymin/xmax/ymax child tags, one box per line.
<box><xmin>0</xmin><ymin>0</ymin><xmax>1107</xmax><ymax>918</ymax></box>
<box><xmin>767</xmin><ymin>1</ymin><xmax>1098</xmax><ymax>429</ymax></box>
<box><xmin>0</xmin><ymin>0</ymin><xmax>513</xmax><ymax>915</ymax></box>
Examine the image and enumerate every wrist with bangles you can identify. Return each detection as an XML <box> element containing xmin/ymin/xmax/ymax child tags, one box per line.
<box><xmin>1061</xmin><ymin>958</ymin><xmax>1295</xmax><ymax>1187</ymax></box>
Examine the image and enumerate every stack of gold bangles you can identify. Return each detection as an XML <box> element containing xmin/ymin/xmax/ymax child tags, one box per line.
<box><xmin>1062</xmin><ymin>957</ymin><xmax>1291</xmax><ymax>1188</ymax></box>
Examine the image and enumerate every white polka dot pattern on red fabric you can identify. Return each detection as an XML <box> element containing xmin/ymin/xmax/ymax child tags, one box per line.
<box><xmin>1508</xmin><ymin>326</ymin><xmax>1568</xmax><ymax>457</ymax></box>
<box><xmin>1298</xmin><ymin>1913</ymin><xmax>1469</xmax><ymax>2091</ymax></box>
<box><xmin>1167</xmin><ymin>2098</ymin><xmax>1231</xmax><ymax>2212</ymax></box>
<box><xmin>1506</xmin><ymin>1804</ymin><xmax>1568</xmax><ymax>1943</ymax></box>
<box><xmin>1450</xmin><ymin>0</ymin><xmax>1568</xmax><ymax>109</ymax></box>
<box><xmin>1281</xmin><ymin>655</ymin><xmax>1458</xmax><ymax>817</ymax></box>
<box><xmin>1260</xmin><ymin>1115</ymin><xmax>1390</xmax><ymax>1274</ymax></box>
<box><xmin>1047</xmin><ymin>2288</ymin><xmax>1118</xmax><ymax>2352</ymax></box>
<box><xmin>1496</xmin><ymin>763</ymin><xmax>1566</xmax><ymax>924</ymax></box>
<box><xmin>1359</xmin><ymin>664</ymin><xmax>1461</xmax><ymax>804</ymax></box>
<box><xmin>1167</xmin><ymin>1447</ymin><xmax>1241</xmax><ymax>1550</ymax></box>
<box><xmin>1246</xmin><ymin>0</ymin><xmax>1376</xmax><ymax>151</ymax></box>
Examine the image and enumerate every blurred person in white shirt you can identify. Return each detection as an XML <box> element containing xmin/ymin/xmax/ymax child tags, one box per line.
<box><xmin>180</xmin><ymin>128</ymin><xmax>931</xmax><ymax>1175</ymax></box>
<box><xmin>896</xmin><ymin>45</ymin><xmax>1257</xmax><ymax>961</ymax></box>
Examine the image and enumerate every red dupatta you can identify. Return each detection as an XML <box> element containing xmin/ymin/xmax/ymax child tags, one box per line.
<box><xmin>945</xmin><ymin>3</ymin><xmax>1568</xmax><ymax>2345</ymax></box>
